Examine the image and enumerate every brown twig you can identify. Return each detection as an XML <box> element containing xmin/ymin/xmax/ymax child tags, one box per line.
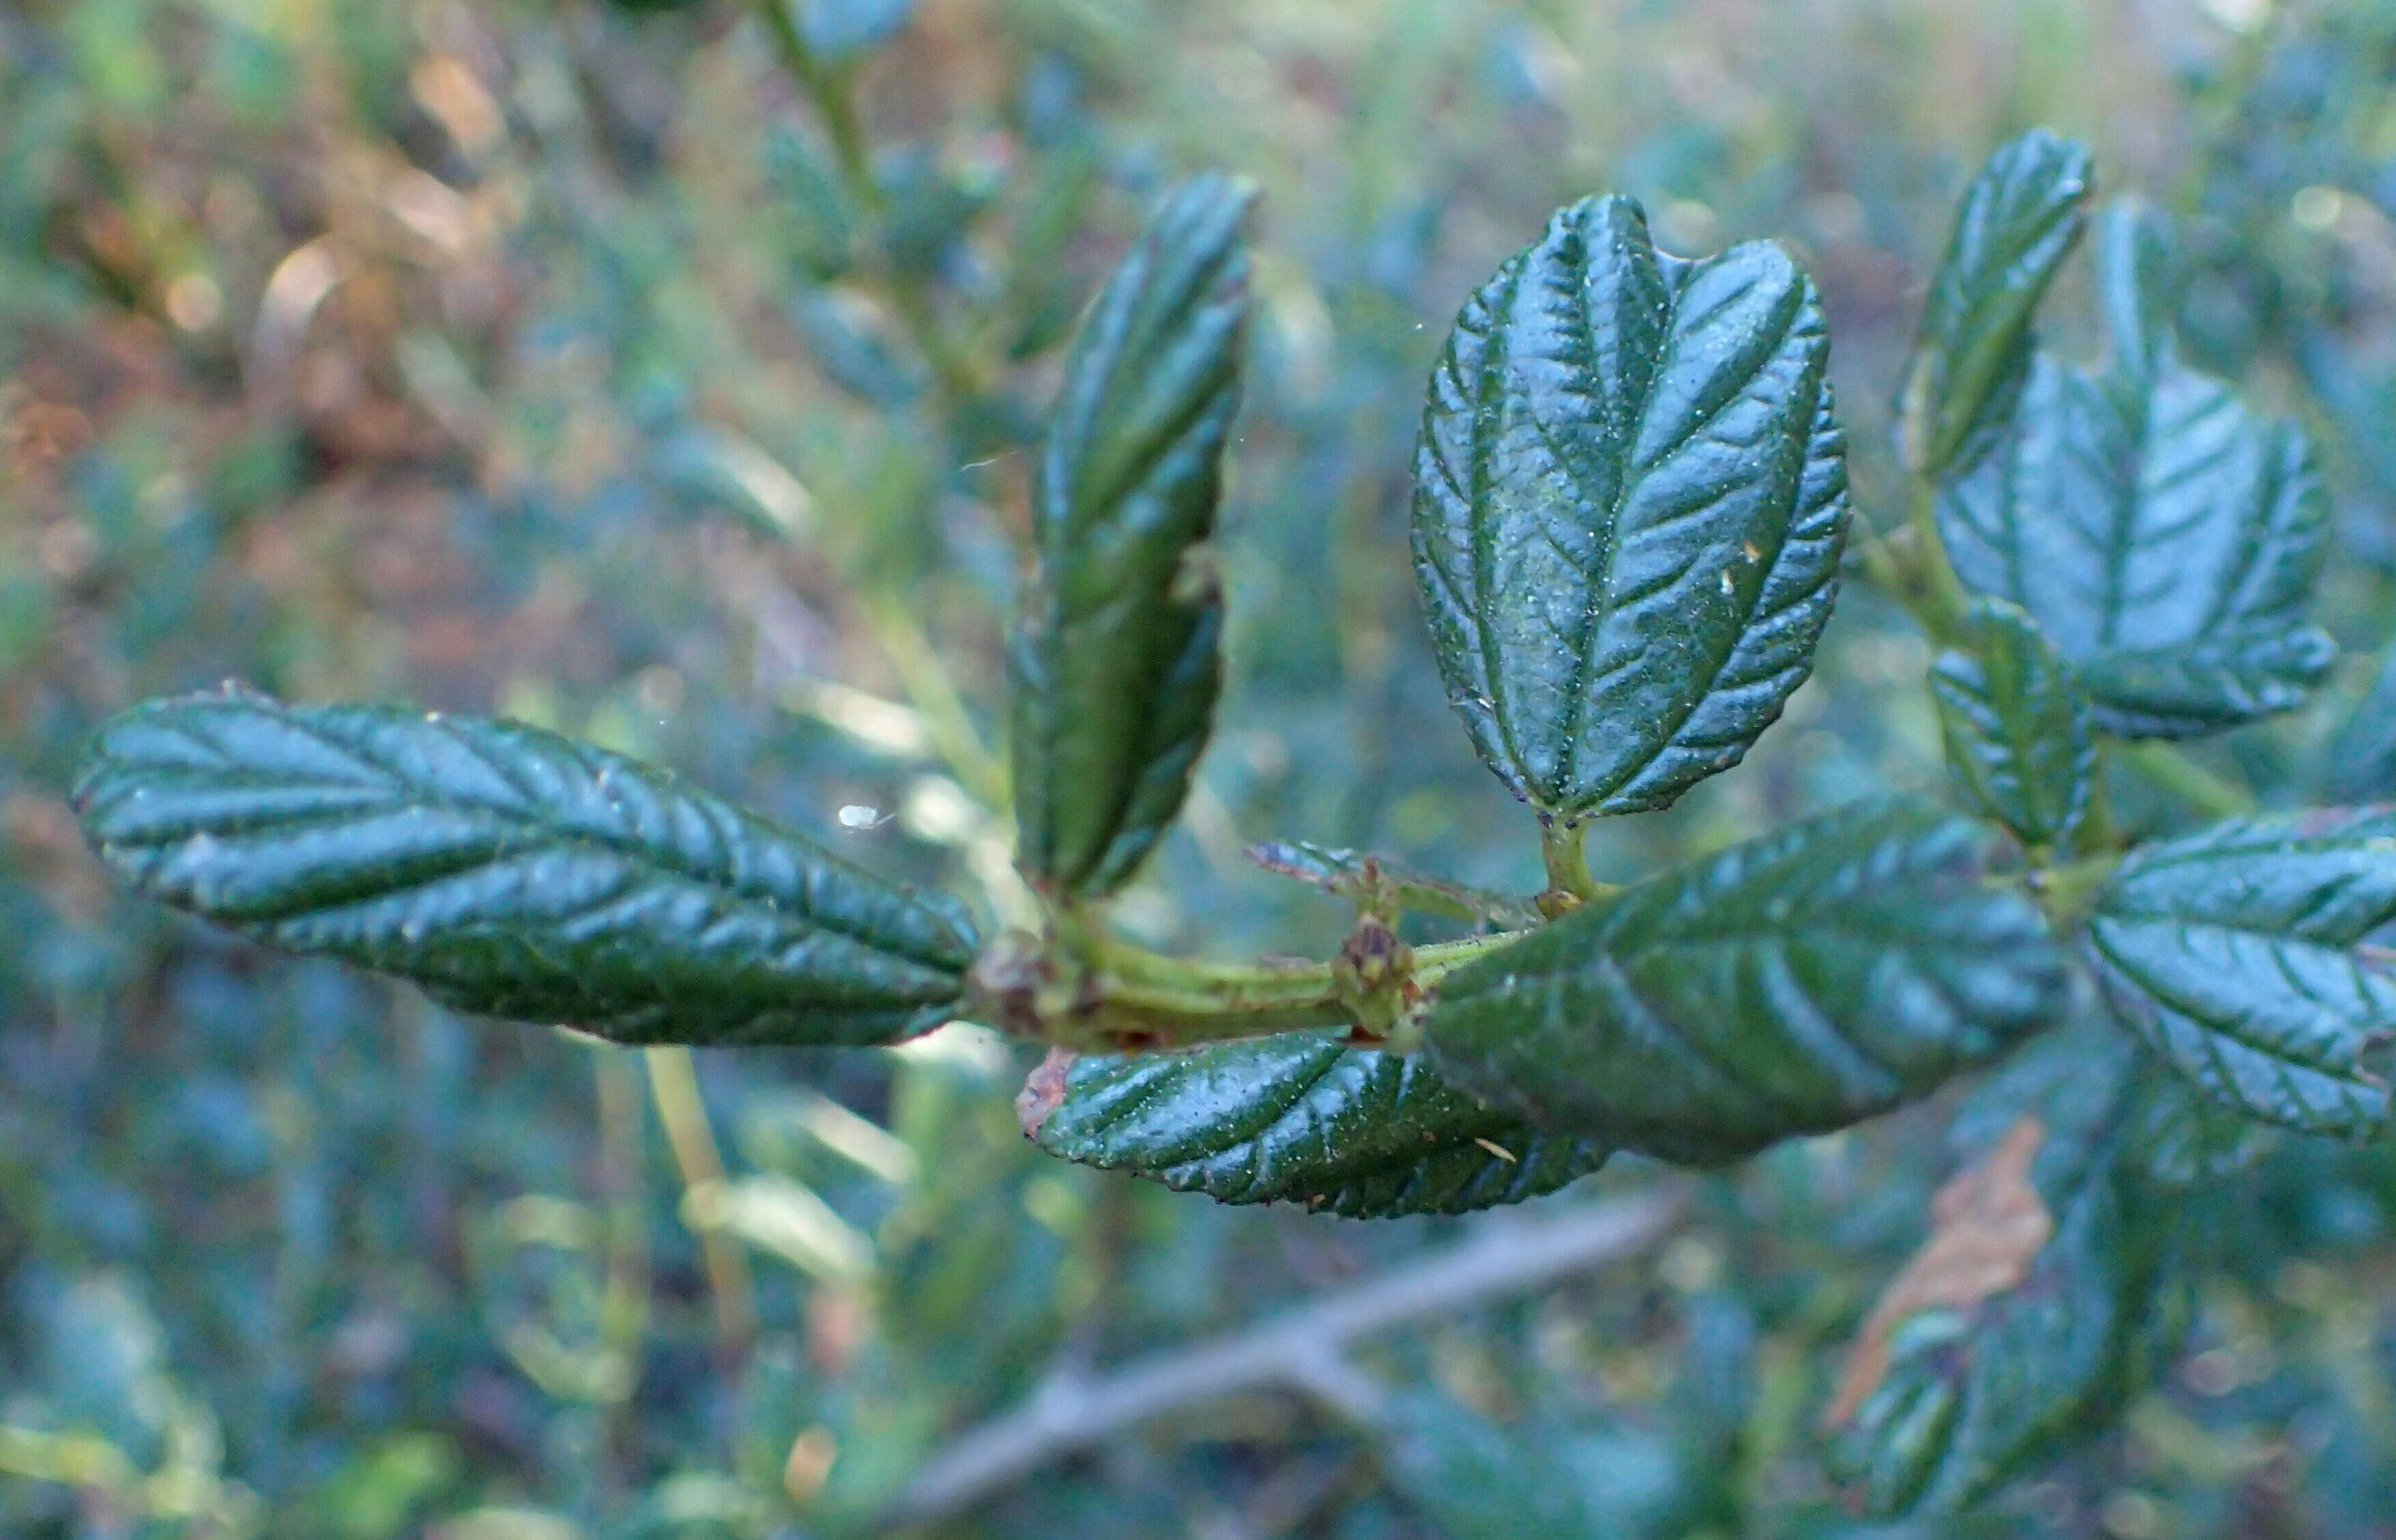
<box><xmin>877</xmin><ymin>1182</ymin><xmax>1692</xmax><ymax>1530</ymax></box>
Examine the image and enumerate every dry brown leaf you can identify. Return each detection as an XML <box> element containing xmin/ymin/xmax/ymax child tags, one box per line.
<box><xmin>1826</xmin><ymin>1115</ymin><xmax>2053</xmax><ymax>1427</ymax></box>
<box><xmin>1015</xmin><ymin>1047</ymin><xmax>1078</xmax><ymax>1137</ymax></box>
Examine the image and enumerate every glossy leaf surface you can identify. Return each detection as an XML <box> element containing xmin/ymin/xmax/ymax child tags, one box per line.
<box><xmin>1011</xmin><ymin>174</ymin><xmax>1253</xmax><ymax>895</ymax></box>
<box><xmin>1929</xmin><ymin>598</ymin><xmax>2093</xmax><ymax>849</ymax></box>
<box><xmin>1424</xmin><ymin>799</ymin><xmax>2064</xmax><ymax>1164</ymax></box>
<box><xmin>1411</xmin><ymin>195</ymin><xmax>1848</xmax><ymax>821</ymax></box>
<box><xmin>2088</xmin><ymin>808</ymin><xmax>2396</xmax><ymax>1138</ymax></box>
<box><xmin>73</xmin><ymin>689</ymin><xmax>979</xmax><ymax>1046</ymax></box>
<box><xmin>1835</xmin><ymin>1024</ymin><xmax>2182</xmax><ymax>1517</ymax></box>
<box><xmin>1026</xmin><ymin>1031</ymin><xmax>1608</xmax><ymax>1218</ymax></box>
<box><xmin>1936</xmin><ymin>205</ymin><xmax>2332</xmax><ymax>738</ymax></box>
<box><xmin>1897</xmin><ymin>129</ymin><xmax>2094</xmax><ymax>477</ymax></box>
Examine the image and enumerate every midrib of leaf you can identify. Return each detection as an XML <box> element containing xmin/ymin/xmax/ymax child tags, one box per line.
<box><xmin>2093</xmin><ymin>370</ymin><xmax>2150</xmax><ymax>652</ymax></box>
<box><xmin>1543</xmin><ymin>224</ymin><xmax>1630</xmax><ymax>805</ymax></box>
<box><xmin>1048</xmin><ymin>336</ymin><xmax>1232</xmax><ymax>550</ymax></box>
<box><xmin>1547</xmin><ymin>251</ymin><xmax>1815</xmax><ymax>805</ymax></box>
<box><xmin>117</xmin><ymin>711</ymin><xmax>966</xmax><ymax>972</ymax></box>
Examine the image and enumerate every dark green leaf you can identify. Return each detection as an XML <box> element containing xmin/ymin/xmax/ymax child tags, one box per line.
<box><xmin>2087</xmin><ymin>808</ymin><xmax>2396</xmax><ymax>1138</ymax></box>
<box><xmin>1411</xmin><ymin>195</ymin><xmax>1849</xmax><ymax>822</ymax></box>
<box><xmin>2321</xmin><ymin>641</ymin><xmax>2396</xmax><ymax>804</ymax></box>
<box><xmin>2126</xmin><ymin>1058</ymin><xmax>2277</xmax><ymax>1188</ymax></box>
<box><xmin>1834</xmin><ymin>1022</ymin><xmax>2185</xmax><ymax>1517</ymax></box>
<box><xmin>1937</xmin><ymin>204</ymin><xmax>2333</xmax><ymax>739</ymax></box>
<box><xmin>1245</xmin><ymin>839</ymin><xmax>1541</xmax><ymax>928</ymax></box>
<box><xmin>1930</xmin><ymin>598</ymin><xmax>2094</xmax><ymax>849</ymax></box>
<box><xmin>1024</xmin><ymin>1031</ymin><xmax>1608</xmax><ymax>1218</ymax></box>
<box><xmin>1898</xmin><ymin>129</ymin><xmax>2094</xmax><ymax>478</ymax></box>
<box><xmin>1011</xmin><ymin>174</ymin><xmax>1254</xmax><ymax>895</ymax></box>
<box><xmin>1423</xmin><ymin>799</ymin><xmax>2064</xmax><ymax>1165</ymax></box>
<box><xmin>72</xmin><ymin>688</ymin><xmax>979</xmax><ymax>1046</ymax></box>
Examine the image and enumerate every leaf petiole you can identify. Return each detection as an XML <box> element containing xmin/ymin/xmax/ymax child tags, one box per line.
<box><xmin>971</xmin><ymin>914</ymin><xmax>1535</xmax><ymax>1052</ymax></box>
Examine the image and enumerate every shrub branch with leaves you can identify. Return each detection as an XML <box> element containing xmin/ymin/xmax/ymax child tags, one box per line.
<box><xmin>68</xmin><ymin>131</ymin><xmax>2396</xmax><ymax>1519</ymax></box>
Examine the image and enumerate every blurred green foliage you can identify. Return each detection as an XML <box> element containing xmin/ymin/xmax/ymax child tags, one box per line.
<box><xmin>17</xmin><ymin>0</ymin><xmax>2396</xmax><ymax>1535</ymax></box>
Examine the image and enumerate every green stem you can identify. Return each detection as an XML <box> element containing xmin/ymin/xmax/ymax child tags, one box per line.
<box><xmin>1536</xmin><ymin>819</ymin><xmax>1612</xmax><ymax>914</ymax></box>
<box><xmin>860</xmin><ymin>589</ymin><xmax>1008</xmax><ymax>810</ymax></box>
<box><xmin>1002</xmin><ymin>923</ymin><xmax>1535</xmax><ymax>1052</ymax></box>
<box><xmin>2118</xmin><ymin>739</ymin><xmax>2256</xmax><ymax>819</ymax></box>
<box><xmin>1902</xmin><ymin>475</ymin><xmax>1968</xmax><ymax>643</ymax></box>
<box><xmin>2071</xmin><ymin>740</ymin><xmax>2120</xmax><ymax>859</ymax></box>
<box><xmin>2029</xmin><ymin>852</ymin><xmax>2122</xmax><ymax>927</ymax></box>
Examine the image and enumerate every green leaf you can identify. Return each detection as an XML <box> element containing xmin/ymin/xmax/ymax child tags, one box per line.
<box><xmin>1023</xmin><ymin>1031</ymin><xmax>1608</xmax><ymax>1218</ymax></box>
<box><xmin>1930</xmin><ymin>598</ymin><xmax>2094</xmax><ymax>849</ymax></box>
<box><xmin>2086</xmin><ymin>808</ymin><xmax>2396</xmax><ymax>1138</ymax></box>
<box><xmin>1834</xmin><ymin>1022</ymin><xmax>2185</xmax><ymax>1517</ymax></box>
<box><xmin>72</xmin><ymin>688</ymin><xmax>979</xmax><ymax>1046</ymax></box>
<box><xmin>1898</xmin><ymin>129</ymin><xmax>2094</xmax><ymax>478</ymax></box>
<box><xmin>1011</xmin><ymin>173</ymin><xmax>1254</xmax><ymax>896</ymax></box>
<box><xmin>2126</xmin><ymin>1057</ymin><xmax>2276</xmax><ymax>1189</ymax></box>
<box><xmin>1245</xmin><ymin>839</ymin><xmax>1541</xmax><ymax>928</ymax></box>
<box><xmin>1410</xmin><ymin>195</ymin><xmax>1849</xmax><ymax>823</ymax></box>
<box><xmin>2321</xmin><ymin>641</ymin><xmax>2396</xmax><ymax>804</ymax></box>
<box><xmin>1936</xmin><ymin>202</ymin><xmax>2333</xmax><ymax>739</ymax></box>
<box><xmin>1423</xmin><ymin>799</ymin><xmax>2064</xmax><ymax>1165</ymax></box>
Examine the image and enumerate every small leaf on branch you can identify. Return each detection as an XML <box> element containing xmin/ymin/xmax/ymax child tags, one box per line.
<box><xmin>1411</xmin><ymin>194</ymin><xmax>1849</xmax><ymax>823</ymax></box>
<box><xmin>1898</xmin><ymin>129</ymin><xmax>2095</xmax><ymax>478</ymax></box>
<box><xmin>1423</xmin><ymin>799</ymin><xmax>2064</xmax><ymax>1164</ymax></box>
<box><xmin>73</xmin><ymin>687</ymin><xmax>979</xmax><ymax>1046</ymax></box>
<box><xmin>1024</xmin><ymin>1031</ymin><xmax>1608</xmax><ymax>1218</ymax></box>
<box><xmin>1929</xmin><ymin>598</ymin><xmax>2094</xmax><ymax>849</ymax></box>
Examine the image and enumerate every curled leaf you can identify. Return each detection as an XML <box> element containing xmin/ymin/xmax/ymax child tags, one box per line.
<box><xmin>1011</xmin><ymin>174</ymin><xmax>1255</xmax><ymax>896</ymax></box>
<box><xmin>1898</xmin><ymin>129</ymin><xmax>2095</xmax><ymax>478</ymax></box>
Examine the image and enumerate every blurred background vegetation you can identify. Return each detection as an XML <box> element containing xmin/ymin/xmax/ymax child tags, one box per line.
<box><xmin>16</xmin><ymin>0</ymin><xmax>2396</xmax><ymax>1535</ymax></box>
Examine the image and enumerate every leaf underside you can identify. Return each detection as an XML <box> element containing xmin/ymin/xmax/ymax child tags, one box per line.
<box><xmin>1028</xmin><ymin>1031</ymin><xmax>1609</xmax><ymax>1219</ymax></box>
<box><xmin>1423</xmin><ymin>799</ymin><xmax>2065</xmax><ymax>1165</ymax></box>
<box><xmin>1011</xmin><ymin>173</ymin><xmax>1254</xmax><ymax>897</ymax></box>
<box><xmin>2087</xmin><ymin>807</ymin><xmax>2396</xmax><ymax>1139</ymax></box>
<box><xmin>1930</xmin><ymin>598</ymin><xmax>2094</xmax><ymax>849</ymax></box>
<box><xmin>1936</xmin><ymin>206</ymin><xmax>2332</xmax><ymax>739</ymax></box>
<box><xmin>73</xmin><ymin>688</ymin><xmax>980</xmax><ymax>1046</ymax></box>
<box><xmin>1411</xmin><ymin>194</ymin><xmax>1849</xmax><ymax>822</ymax></box>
